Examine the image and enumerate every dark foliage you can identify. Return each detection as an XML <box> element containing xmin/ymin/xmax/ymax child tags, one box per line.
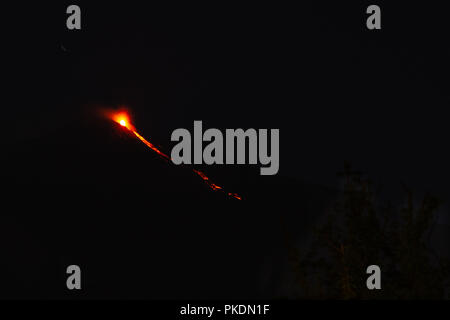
<box><xmin>289</xmin><ymin>164</ymin><xmax>450</xmax><ymax>299</ymax></box>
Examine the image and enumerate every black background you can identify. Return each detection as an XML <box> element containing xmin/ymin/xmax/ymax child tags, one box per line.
<box><xmin>1</xmin><ymin>2</ymin><xmax>450</xmax><ymax>299</ymax></box>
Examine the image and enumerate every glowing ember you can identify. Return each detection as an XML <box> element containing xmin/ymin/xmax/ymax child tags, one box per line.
<box><xmin>109</xmin><ymin>111</ymin><xmax>242</xmax><ymax>200</ymax></box>
<box><xmin>132</xmin><ymin>129</ymin><xmax>170</xmax><ymax>161</ymax></box>
<box><xmin>108</xmin><ymin>111</ymin><xmax>135</xmax><ymax>131</ymax></box>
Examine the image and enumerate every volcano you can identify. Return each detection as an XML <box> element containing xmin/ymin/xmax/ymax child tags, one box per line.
<box><xmin>1</xmin><ymin>110</ymin><xmax>335</xmax><ymax>299</ymax></box>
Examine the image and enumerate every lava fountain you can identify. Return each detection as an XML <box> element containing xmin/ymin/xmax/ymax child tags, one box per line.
<box><xmin>109</xmin><ymin>111</ymin><xmax>242</xmax><ymax>200</ymax></box>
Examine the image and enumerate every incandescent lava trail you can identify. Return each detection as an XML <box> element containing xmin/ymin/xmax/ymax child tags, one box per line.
<box><xmin>110</xmin><ymin>113</ymin><xmax>241</xmax><ymax>200</ymax></box>
<box><xmin>132</xmin><ymin>129</ymin><xmax>171</xmax><ymax>161</ymax></box>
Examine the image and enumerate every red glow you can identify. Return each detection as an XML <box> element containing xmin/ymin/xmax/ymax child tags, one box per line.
<box><xmin>132</xmin><ymin>129</ymin><xmax>170</xmax><ymax>161</ymax></box>
<box><xmin>103</xmin><ymin>109</ymin><xmax>136</xmax><ymax>131</ymax></box>
<box><xmin>107</xmin><ymin>109</ymin><xmax>242</xmax><ymax>200</ymax></box>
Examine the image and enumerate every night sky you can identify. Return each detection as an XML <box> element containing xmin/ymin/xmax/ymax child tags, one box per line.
<box><xmin>5</xmin><ymin>3</ymin><xmax>450</xmax><ymax>192</ymax></box>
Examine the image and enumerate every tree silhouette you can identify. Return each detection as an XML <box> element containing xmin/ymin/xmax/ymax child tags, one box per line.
<box><xmin>288</xmin><ymin>164</ymin><xmax>450</xmax><ymax>299</ymax></box>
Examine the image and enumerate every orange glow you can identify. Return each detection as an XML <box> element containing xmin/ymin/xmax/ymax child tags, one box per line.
<box><xmin>107</xmin><ymin>110</ymin><xmax>135</xmax><ymax>131</ymax></box>
<box><xmin>132</xmin><ymin>130</ymin><xmax>170</xmax><ymax>161</ymax></box>
<box><xmin>108</xmin><ymin>109</ymin><xmax>242</xmax><ymax>200</ymax></box>
<box><xmin>193</xmin><ymin>169</ymin><xmax>241</xmax><ymax>200</ymax></box>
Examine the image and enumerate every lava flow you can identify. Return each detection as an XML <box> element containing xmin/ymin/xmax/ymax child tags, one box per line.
<box><xmin>110</xmin><ymin>113</ymin><xmax>242</xmax><ymax>200</ymax></box>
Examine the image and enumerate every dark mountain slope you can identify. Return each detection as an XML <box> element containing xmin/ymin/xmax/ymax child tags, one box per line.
<box><xmin>1</xmin><ymin>112</ymin><xmax>334</xmax><ymax>299</ymax></box>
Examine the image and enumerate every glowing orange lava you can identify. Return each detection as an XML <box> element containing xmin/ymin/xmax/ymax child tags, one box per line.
<box><xmin>110</xmin><ymin>112</ymin><xmax>242</xmax><ymax>200</ymax></box>
<box><xmin>132</xmin><ymin>129</ymin><xmax>170</xmax><ymax>161</ymax></box>
<box><xmin>110</xmin><ymin>111</ymin><xmax>135</xmax><ymax>131</ymax></box>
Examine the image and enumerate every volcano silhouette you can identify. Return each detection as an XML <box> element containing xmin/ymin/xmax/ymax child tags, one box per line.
<box><xmin>1</xmin><ymin>112</ymin><xmax>334</xmax><ymax>299</ymax></box>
